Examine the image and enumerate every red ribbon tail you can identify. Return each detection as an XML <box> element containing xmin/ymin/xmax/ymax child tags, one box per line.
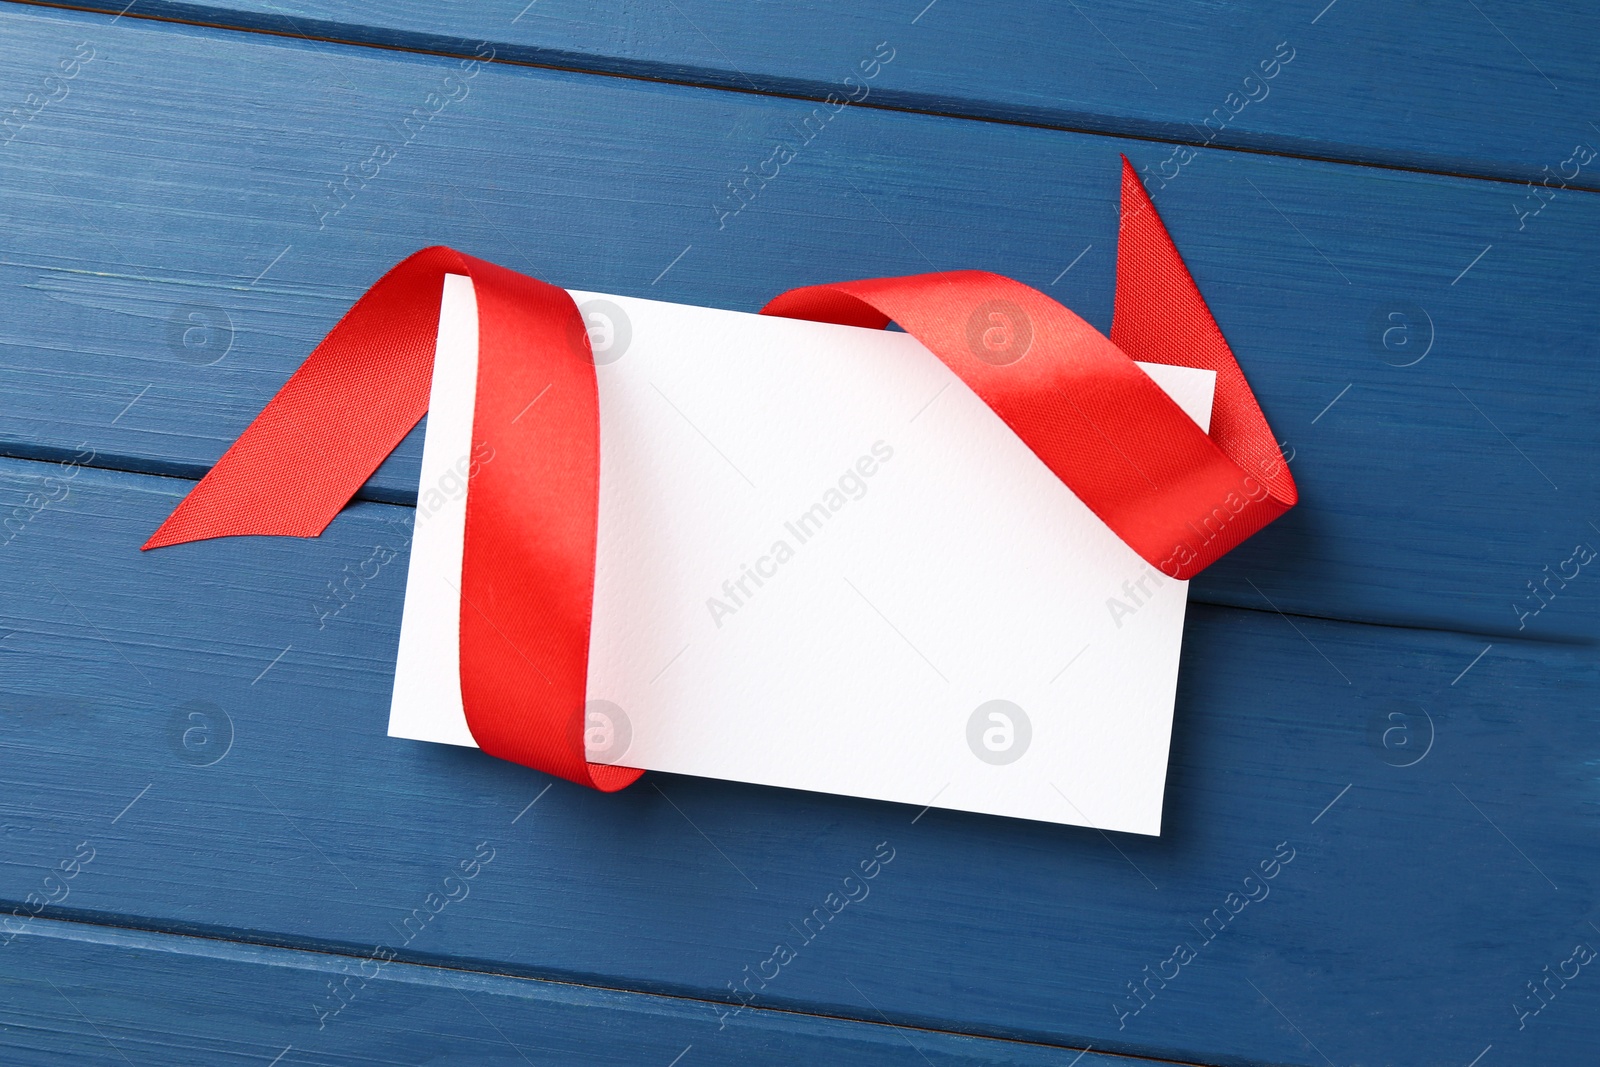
<box><xmin>1112</xmin><ymin>155</ymin><xmax>1298</xmax><ymax>518</ymax></box>
<box><xmin>761</xmin><ymin>165</ymin><xmax>1296</xmax><ymax>580</ymax></box>
<box><xmin>142</xmin><ymin>246</ymin><xmax>467</xmax><ymax>550</ymax></box>
<box><xmin>142</xmin><ymin>246</ymin><xmax>640</xmax><ymax>793</ymax></box>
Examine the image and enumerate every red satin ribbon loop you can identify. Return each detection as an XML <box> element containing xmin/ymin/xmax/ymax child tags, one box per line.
<box><xmin>760</xmin><ymin>160</ymin><xmax>1295</xmax><ymax>579</ymax></box>
<box><xmin>144</xmin><ymin>245</ymin><xmax>638</xmax><ymax>791</ymax></box>
<box><xmin>141</xmin><ymin>158</ymin><xmax>1293</xmax><ymax>791</ymax></box>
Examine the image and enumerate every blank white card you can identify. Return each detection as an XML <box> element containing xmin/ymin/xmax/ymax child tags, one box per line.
<box><xmin>390</xmin><ymin>276</ymin><xmax>1214</xmax><ymax>835</ymax></box>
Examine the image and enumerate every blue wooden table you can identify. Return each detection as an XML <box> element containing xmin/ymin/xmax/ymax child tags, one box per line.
<box><xmin>2</xmin><ymin>2</ymin><xmax>1597</xmax><ymax>1064</ymax></box>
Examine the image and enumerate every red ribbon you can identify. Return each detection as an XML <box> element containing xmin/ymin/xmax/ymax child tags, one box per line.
<box><xmin>143</xmin><ymin>158</ymin><xmax>1294</xmax><ymax>790</ymax></box>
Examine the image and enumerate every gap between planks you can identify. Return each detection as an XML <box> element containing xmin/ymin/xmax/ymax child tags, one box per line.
<box><xmin>8</xmin><ymin>0</ymin><xmax>1600</xmax><ymax>196</ymax></box>
<box><xmin>10</xmin><ymin>911</ymin><xmax>1224</xmax><ymax>1067</ymax></box>
<box><xmin>0</xmin><ymin>449</ymin><xmax>1573</xmax><ymax>646</ymax></box>
<box><xmin>1</xmin><ymin>448</ymin><xmax>1582</xmax><ymax>647</ymax></box>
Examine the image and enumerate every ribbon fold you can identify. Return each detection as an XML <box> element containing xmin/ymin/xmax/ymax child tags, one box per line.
<box><xmin>143</xmin><ymin>158</ymin><xmax>1294</xmax><ymax>790</ymax></box>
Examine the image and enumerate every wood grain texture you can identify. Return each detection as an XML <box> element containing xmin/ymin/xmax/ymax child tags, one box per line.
<box><xmin>22</xmin><ymin>0</ymin><xmax>1600</xmax><ymax>191</ymax></box>
<box><xmin>3</xmin><ymin>6</ymin><xmax>1598</xmax><ymax>1066</ymax></box>
<box><xmin>2</xmin><ymin>916</ymin><xmax>1121</xmax><ymax>1066</ymax></box>
<box><xmin>1</xmin><ymin>454</ymin><xmax>1596</xmax><ymax>1066</ymax></box>
<box><xmin>0</xmin><ymin>7</ymin><xmax>1597</xmax><ymax>641</ymax></box>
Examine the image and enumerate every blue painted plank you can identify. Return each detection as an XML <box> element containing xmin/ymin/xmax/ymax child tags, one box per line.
<box><xmin>2</xmin><ymin>918</ymin><xmax>1125</xmax><ymax>1065</ymax></box>
<box><xmin>0</xmin><ymin>8</ymin><xmax>1596</xmax><ymax>640</ymax></box>
<box><xmin>1</xmin><ymin>454</ymin><xmax>1596</xmax><ymax>1066</ymax></box>
<box><xmin>29</xmin><ymin>0</ymin><xmax>1600</xmax><ymax>191</ymax></box>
